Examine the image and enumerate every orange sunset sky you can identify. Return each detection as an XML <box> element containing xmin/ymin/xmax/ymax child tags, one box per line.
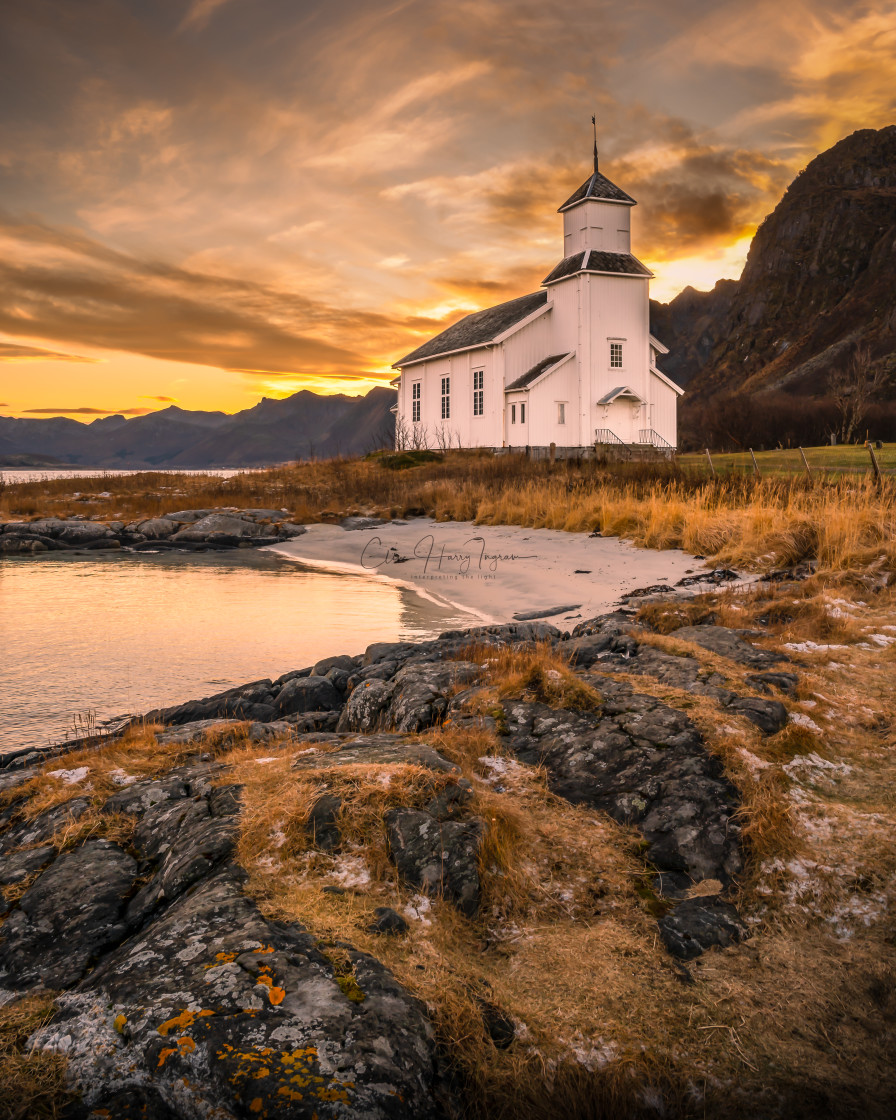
<box><xmin>1</xmin><ymin>0</ymin><xmax>895</xmax><ymax>420</ymax></box>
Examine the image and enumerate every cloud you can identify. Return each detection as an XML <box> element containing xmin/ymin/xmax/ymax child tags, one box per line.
<box><xmin>179</xmin><ymin>0</ymin><xmax>237</xmax><ymax>33</ymax></box>
<box><xmin>23</xmin><ymin>406</ymin><xmax>154</xmax><ymax>415</ymax></box>
<box><xmin>0</xmin><ymin>341</ymin><xmax>100</xmax><ymax>363</ymax></box>
<box><xmin>140</xmin><ymin>394</ymin><xmax>179</xmax><ymax>402</ymax></box>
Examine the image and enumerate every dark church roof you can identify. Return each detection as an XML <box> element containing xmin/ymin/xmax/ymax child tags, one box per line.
<box><xmin>542</xmin><ymin>250</ymin><xmax>653</xmax><ymax>285</ymax></box>
<box><xmin>505</xmin><ymin>353</ymin><xmax>572</xmax><ymax>391</ymax></box>
<box><xmin>559</xmin><ymin>170</ymin><xmax>636</xmax><ymax>210</ymax></box>
<box><xmin>395</xmin><ymin>290</ymin><xmax>549</xmax><ymax>367</ymax></box>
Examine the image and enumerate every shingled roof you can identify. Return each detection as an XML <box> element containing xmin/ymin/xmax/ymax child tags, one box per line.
<box><xmin>395</xmin><ymin>290</ymin><xmax>548</xmax><ymax>367</ymax></box>
<box><xmin>559</xmin><ymin>170</ymin><xmax>636</xmax><ymax>210</ymax></box>
<box><xmin>542</xmin><ymin>250</ymin><xmax>653</xmax><ymax>285</ymax></box>
<box><xmin>505</xmin><ymin>353</ymin><xmax>572</xmax><ymax>391</ymax></box>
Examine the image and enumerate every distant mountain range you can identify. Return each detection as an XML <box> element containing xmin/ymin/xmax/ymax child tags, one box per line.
<box><xmin>0</xmin><ymin>387</ymin><xmax>397</xmax><ymax>468</ymax></box>
<box><xmin>651</xmin><ymin>126</ymin><xmax>896</xmax><ymax>399</ymax></box>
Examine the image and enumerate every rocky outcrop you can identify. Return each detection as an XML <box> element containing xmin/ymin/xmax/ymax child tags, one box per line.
<box><xmin>0</xmin><ymin>507</ymin><xmax>307</xmax><ymax>556</ymax></box>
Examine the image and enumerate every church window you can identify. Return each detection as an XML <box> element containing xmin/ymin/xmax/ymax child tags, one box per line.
<box><xmin>441</xmin><ymin>376</ymin><xmax>450</xmax><ymax>419</ymax></box>
<box><xmin>520</xmin><ymin>402</ymin><xmax>526</xmax><ymax>423</ymax></box>
<box><xmin>610</xmin><ymin>342</ymin><xmax>623</xmax><ymax>368</ymax></box>
<box><xmin>411</xmin><ymin>382</ymin><xmax>421</xmax><ymax>423</ymax></box>
<box><xmin>557</xmin><ymin>402</ymin><xmax>566</xmax><ymax>425</ymax></box>
<box><xmin>511</xmin><ymin>404</ymin><xmax>516</xmax><ymax>424</ymax></box>
<box><xmin>473</xmin><ymin>370</ymin><xmax>483</xmax><ymax>416</ymax></box>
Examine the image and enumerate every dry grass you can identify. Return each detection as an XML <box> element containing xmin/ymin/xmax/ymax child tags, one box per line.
<box><xmin>0</xmin><ymin>994</ymin><xmax>72</xmax><ymax>1120</ymax></box>
<box><xmin>455</xmin><ymin>640</ymin><xmax>602</xmax><ymax>712</ymax></box>
<box><xmin>4</xmin><ymin>453</ymin><xmax>895</xmax><ymax>575</ymax></box>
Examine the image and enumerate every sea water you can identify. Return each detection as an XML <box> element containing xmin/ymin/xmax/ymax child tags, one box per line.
<box><xmin>0</xmin><ymin>549</ymin><xmax>473</xmax><ymax>752</ymax></box>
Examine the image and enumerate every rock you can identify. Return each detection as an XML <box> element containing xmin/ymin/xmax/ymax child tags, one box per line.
<box><xmin>745</xmin><ymin>671</ymin><xmax>799</xmax><ymax>697</ymax></box>
<box><xmin>676</xmin><ymin>569</ymin><xmax>740</xmax><ymax>587</ymax></box>
<box><xmin>512</xmin><ymin>604</ymin><xmax>582</xmax><ymax>621</ymax></box>
<box><xmin>292</xmin><ymin>736</ymin><xmax>461</xmax><ymax>775</ymax></box>
<box><xmin>102</xmin><ymin>774</ymin><xmax>191</xmax><ymax>816</ymax></box>
<box><xmin>0</xmin><ymin>840</ymin><xmax>138</xmax><ymax>991</ymax></box>
<box><xmin>367</xmin><ymin>906</ymin><xmax>410</xmax><ymax>935</ymax></box>
<box><xmin>480</xmin><ymin>1000</ymin><xmax>516</xmax><ymax>1049</ymax></box>
<box><xmin>82</xmin><ymin>538</ymin><xmax>121</xmax><ymax>550</ymax></box>
<box><xmin>236</xmin><ymin>508</ymin><xmax>287</xmax><ymax>521</ymax></box>
<box><xmin>623</xmin><ymin>584</ymin><xmax>673</xmax><ymax>599</ymax></box>
<box><xmin>340</xmin><ymin>516</ymin><xmax>388</xmax><ymax>530</ymax></box>
<box><xmin>0</xmin><ymin>797</ymin><xmax>91</xmax><ymax>854</ymax></box>
<box><xmin>503</xmin><ymin>695</ymin><xmax>742</xmax><ymax>889</ymax></box>
<box><xmin>337</xmin><ymin>678</ymin><xmax>396</xmax><ymax>732</ymax></box>
<box><xmin>387</xmin><ymin>660</ymin><xmax>481</xmax><ymax>732</ymax></box>
<box><xmin>171</xmin><ymin>513</ymin><xmax>266</xmax><ymax>541</ymax></box>
<box><xmin>671</xmin><ymin>625</ymin><xmax>784</xmax><ymax>667</ymax></box>
<box><xmin>276</xmin><ymin>674</ymin><xmax>342</xmax><ymax>716</ymax></box>
<box><xmin>143</xmin><ymin>679</ymin><xmax>276</xmax><ymax>725</ymax></box>
<box><xmin>162</xmin><ymin>509</ymin><xmax>217</xmax><ymax>523</ymax></box>
<box><xmin>32</xmin><ymin>868</ymin><xmax>444</xmax><ymax>1120</ymax></box>
<box><xmin>727</xmin><ymin>696</ymin><xmax>789</xmax><ymax>734</ymax></box>
<box><xmin>0</xmin><ymin>845</ymin><xmax>55</xmax><ymax>885</ymax></box>
<box><xmin>313</xmin><ymin>653</ymin><xmax>358</xmax><ymax>676</ymax></box>
<box><xmin>658</xmin><ymin>896</ymin><xmax>750</xmax><ymax>960</ymax></box>
<box><xmin>306</xmin><ymin>793</ymin><xmax>342</xmax><ymax>851</ymax></box>
<box><xmin>386</xmin><ymin>808</ymin><xmax>484</xmax><ymax>917</ymax></box>
<box><xmin>277</xmin><ymin>521</ymin><xmax>307</xmax><ymax>538</ymax></box>
<box><xmin>134</xmin><ymin>518</ymin><xmax>177</xmax><ymax>539</ymax></box>
<box><xmin>426</xmin><ymin>779</ymin><xmax>474</xmax><ymax>821</ymax></box>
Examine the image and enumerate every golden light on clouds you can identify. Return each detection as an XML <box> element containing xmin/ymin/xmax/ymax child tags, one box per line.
<box><xmin>0</xmin><ymin>0</ymin><xmax>894</xmax><ymax>418</ymax></box>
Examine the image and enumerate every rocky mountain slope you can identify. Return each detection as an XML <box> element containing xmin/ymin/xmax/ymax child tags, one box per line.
<box><xmin>651</xmin><ymin>126</ymin><xmax>896</xmax><ymax>398</ymax></box>
<box><xmin>0</xmin><ymin>387</ymin><xmax>397</xmax><ymax>468</ymax></box>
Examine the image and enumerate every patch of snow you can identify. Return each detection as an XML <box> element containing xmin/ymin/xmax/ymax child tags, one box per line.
<box><xmin>403</xmin><ymin>894</ymin><xmax>432</xmax><ymax>925</ymax></box>
<box><xmin>867</xmin><ymin>633</ymin><xmax>896</xmax><ymax>646</ymax></box>
<box><xmin>783</xmin><ymin>641</ymin><xmax>848</xmax><ymax>652</ymax></box>
<box><xmin>47</xmin><ymin>766</ymin><xmax>89</xmax><ymax>784</ymax></box>
<box><xmin>377</xmin><ymin>772</ymin><xmax>392</xmax><ymax>789</ymax></box>
<box><xmin>254</xmin><ymin>757</ymin><xmax>278</xmax><ymax>764</ymax></box>
<box><xmin>828</xmin><ymin>894</ymin><xmax>888</xmax><ymax>941</ymax></box>
<box><xmin>108</xmin><ymin>768</ymin><xmax>136</xmax><ymax>786</ymax></box>
<box><xmin>328</xmin><ymin>855</ymin><xmax>370</xmax><ymax>889</ymax></box>
<box><xmin>784</xmin><ymin>752</ymin><xmax>851</xmax><ymax>782</ymax></box>
<box><xmin>799</xmin><ymin>699</ymin><xmax>817</xmax><ymax>709</ymax></box>
<box><xmin>789</xmin><ymin>713</ymin><xmax>822</xmax><ymax>733</ymax></box>
<box><xmin>478</xmin><ymin>755</ymin><xmax>526</xmax><ymax>783</ymax></box>
<box><xmin>738</xmin><ymin>748</ymin><xmax>771</xmax><ymax>775</ymax></box>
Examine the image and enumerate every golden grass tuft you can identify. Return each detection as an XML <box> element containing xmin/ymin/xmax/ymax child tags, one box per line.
<box><xmin>0</xmin><ymin>994</ymin><xmax>73</xmax><ymax>1120</ymax></box>
<box><xmin>457</xmin><ymin>641</ymin><xmax>602</xmax><ymax>711</ymax></box>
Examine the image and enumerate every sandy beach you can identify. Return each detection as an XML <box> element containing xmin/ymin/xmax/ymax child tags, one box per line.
<box><xmin>270</xmin><ymin>518</ymin><xmax>699</xmax><ymax>624</ymax></box>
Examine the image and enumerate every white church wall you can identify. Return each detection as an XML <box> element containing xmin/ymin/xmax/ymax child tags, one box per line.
<box><xmin>649</xmin><ymin>375</ymin><xmax>679</xmax><ymax>448</ymax></box>
<box><xmin>500</xmin><ymin>309</ymin><xmax>555</xmax><ymax>384</ymax></box>
<box><xmin>586</xmin><ymin>274</ymin><xmax>651</xmax><ymax>440</ymax></box>
<box><xmin>562</xmin><ymin>199</ymin><xmax>632</xmax><ymax>256</ymax></box>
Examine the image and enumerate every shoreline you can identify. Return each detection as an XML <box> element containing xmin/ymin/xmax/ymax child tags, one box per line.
<box><xmin>269</xmin><ymin>518</ymin><xmax>701</xmax><ymax>625</ymax></box>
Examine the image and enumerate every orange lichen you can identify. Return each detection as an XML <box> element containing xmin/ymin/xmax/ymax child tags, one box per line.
<box><xmin>253</xmin><ymin>945</ymin><xmax>275</xmax><ymax>954</ymax></box>
<box><xmin>157</xmin><ymin>1009</ymin><xmax>214</xmax><ymax>1036</ymax></box>
<box><xmin>113</xmin><ymin>1014</ymin><xmax>126</xmax><ymax>1034</ymax></box>
<box><xmin>268</xmin><ymin>987</ymin><xmax>286</xmax><ymax>1006</ymax></box>
<box><xmin>249</xmin><ymin>1099</ymin><xmax>263</xmax><ymax>1114</ymax></box>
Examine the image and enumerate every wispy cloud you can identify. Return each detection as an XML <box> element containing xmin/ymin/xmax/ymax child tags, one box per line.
<box><xmin>140</xmin><ymin>394</ymin><xmax>179</xmax><ymax>402</ymax></box>
<box><xmin>23</xmin><ymin>406</ymin><xmax>154</xmax><ymax>416</ymax></box>
<box><xmin>178</xmin><ymin>0</ymin><xmax>237</xmax><ymax>33</ymax></box>
<box><xmin>0</xmin><ymin>341</ymin><xmax>100</xmax><ymax>363</ymax></box>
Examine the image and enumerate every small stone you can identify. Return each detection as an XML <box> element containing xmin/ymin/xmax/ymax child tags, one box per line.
<box><xmin>367</xmin><ymin>907</ymin><xmax>409</xmax><ymax>935</ymax></box>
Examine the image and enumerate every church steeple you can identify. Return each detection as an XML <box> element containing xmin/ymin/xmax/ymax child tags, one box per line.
<box><xmin>592</xmin><ymin>114</ymin><xmax>599</xmax><ymax>174</ymax></box>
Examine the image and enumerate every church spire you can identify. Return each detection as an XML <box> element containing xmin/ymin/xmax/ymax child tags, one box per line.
<box><xmin>592</xmin><ymin>115</ymin><xmax>599</xmax><ymax>174</ymax></box>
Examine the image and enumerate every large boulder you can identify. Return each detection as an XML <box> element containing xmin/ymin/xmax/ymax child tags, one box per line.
<box><xmin>32</xmin><ymin>869</ymin><xmax>445</xmax><ymax>1119</ymax></box>
<box><xmin>171</xmin><ymin>514</ymin><xmax>266</xmax><ymax>542</ymax></box>
<box><xmin>0</xmin><ymin>839</ymin><xmax>138</xmax><ymax>991</ymax></box>
<box><xmin>134</xmin><ymin>517</ymin><xmax>177</xmax><ymax>539</ymax></box>
<box><xmin>386</xmin><ymin>808</ymin><xmax>484</xmax><ymax>917</ymax></box>
<box><xmin>275</xmin><ymin>674</ymin><xmax>342</xmax><ymax>716</ymax></box>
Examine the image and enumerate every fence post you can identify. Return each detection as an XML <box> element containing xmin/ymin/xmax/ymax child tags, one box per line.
<box><xmin>867</xmin><ymin>441</ymin><xmax>882</xmax><ymax>484</ymax></box>
<box><xmin>749</xmin><ymin>448</ymin><xmax>761</xmax><ymax>479</ymax></box>
<box><xmin>705</xmin><ymin>448</ymin><xmax>716</xmax><ymax>478</ymax></box>
<box><xmin>798</xmin><ymin>447</ymin><xmax>811</xmax><ymax>476</ymax></box>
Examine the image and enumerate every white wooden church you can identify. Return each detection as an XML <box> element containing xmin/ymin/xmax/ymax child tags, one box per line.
<box><xmin>391</xmin><ymin>145</ymin><xmax>682</xmax><ymax>452</ymax></box>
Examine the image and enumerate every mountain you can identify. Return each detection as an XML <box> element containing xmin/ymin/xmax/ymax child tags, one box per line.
<box><xmin>650</xmin><ymin>126</ymin><xmax>896</xmax><ymax>400</ymax></box>
<box><xmin>0</xmin><ymin>387</ymin><xmax>397</xmax><ymax>468</ymax></box>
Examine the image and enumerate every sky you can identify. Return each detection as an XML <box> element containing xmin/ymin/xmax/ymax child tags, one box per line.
<box><xmin>0</xmin><ymin>0</ymin><xmax>894</xmax><ymax>420</ymax></box>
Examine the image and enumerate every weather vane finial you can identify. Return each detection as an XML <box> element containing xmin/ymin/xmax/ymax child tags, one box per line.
<box><xmin>592</xmin><ymin>115</ymin><xmax>599</xmax><ymax>174</ymax></box>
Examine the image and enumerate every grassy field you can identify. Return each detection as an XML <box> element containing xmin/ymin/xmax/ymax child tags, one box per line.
<box><xmin>2</xmin><ymin>450</ymin><xmax>895</xmax><ymax>578</ymax></box>
<box><xmin>678</xmin><ymin>443</ymin><xmax>896</xmax><ymax>478</ymax></box>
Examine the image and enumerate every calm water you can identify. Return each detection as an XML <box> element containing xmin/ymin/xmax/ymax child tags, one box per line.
<box><xmin>0</xmin><ymin>550</ymin><xmax>473</xmax><ymax>752</ymax></box>
<box><xmin>1</xmin><ymin>468</ymin><xmax>248</xmax><ymax>484</ymax></box>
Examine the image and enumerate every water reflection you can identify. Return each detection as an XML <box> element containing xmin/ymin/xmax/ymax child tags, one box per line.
<box><xmin>1</xmin><ymin>550</ymin><xmax>473</xmax><ymax>752</ymax></box>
